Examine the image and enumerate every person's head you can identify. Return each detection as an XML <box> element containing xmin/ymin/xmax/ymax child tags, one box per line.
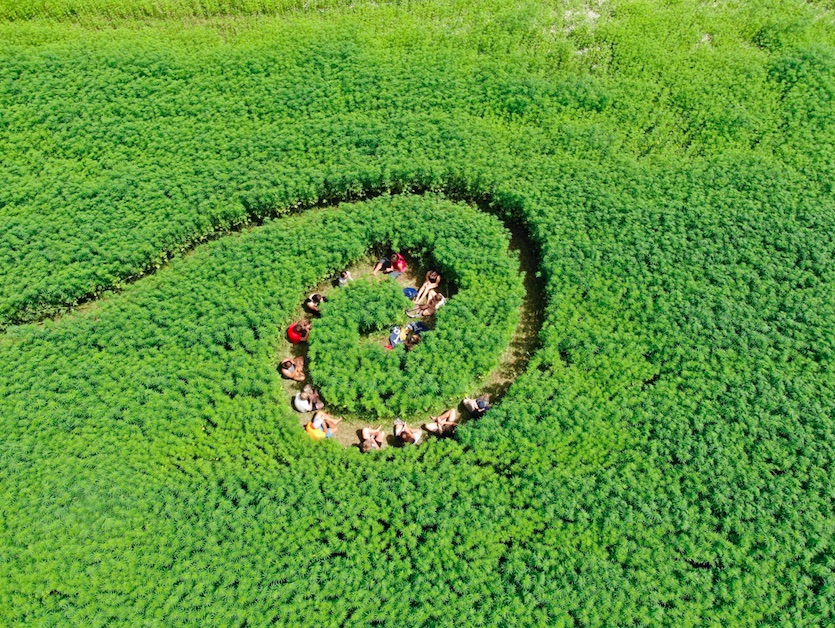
<box><xmin>361</xmin><ymin>438</ymin><xmax>377</xmax><ymax>453</ymax></box>
<box><xmin>477</xmin><ymin>394</ymin><xmax>491</xmax><ymax>410</ymax></box>
<box><xmin>405</xmin><ymin>333</ymin><xmax>421</xmax><ymax>351</ymax></box>
<box><xmin>312</xmin><ymin>414</ymin><xmax>325</xmax><ymax>430</ymax></box>
<box><xmin>340</xmin><ymin>270</ymin><xmax>349</xmax><ymax>279</ymax></box>
<box><xmin>281</xmin><ymin>359</ymin><xmax>293</xmax><ymax>369</ymax></box>
<box><xmin>312</xmin><ymin>294</ymin><xmax>323</xmax><ymax>303</ymax></box>
<box><xmin>428</xmin><ymin>270</ymin><xmax>439</xmax><ymax>282</ymax></box>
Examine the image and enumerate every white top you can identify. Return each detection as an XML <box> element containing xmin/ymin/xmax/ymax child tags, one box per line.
<box><xmin>293</xmin><ymin>394</ymin><xmax>313</xmax><ymax>413</ymax></box>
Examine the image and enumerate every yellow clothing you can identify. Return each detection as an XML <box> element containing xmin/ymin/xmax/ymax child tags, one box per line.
<box><xmin>306</xmin><ymin>422</ymin><xmax>326</xmax><ymax>440</ymax></box>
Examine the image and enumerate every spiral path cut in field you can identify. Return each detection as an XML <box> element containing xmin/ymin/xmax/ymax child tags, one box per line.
<box><xmin>2</xmin><ymin>5</ymin><xmax>834</xmax><ymax>623</ymax></box>
<box><xmin>2</xmin><ymin>193</ymin><xmax>536</xmax><ymax>447</ymax></box>
<box><xmin>275</xmin><ymin>197</ymin><xmax>535</xmax><ymax>446</ymax></box>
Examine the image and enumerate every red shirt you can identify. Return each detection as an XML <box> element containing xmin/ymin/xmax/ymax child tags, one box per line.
<box><xmin>287</xmin><ymin>324</ymin><xmax>304</xmax><ymax>344</ymax></box>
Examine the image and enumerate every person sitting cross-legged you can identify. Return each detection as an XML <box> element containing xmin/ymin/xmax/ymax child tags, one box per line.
<box><xmin>393</xmin><ymin>418</ymin><xmax>422</xmax><ymax>446</ymax></box>
<box><xmin>305</xmin><ymin>411</ymin><xmax>341</xmax><ymax>440</ymax></box>
<box><xmin>294</xmin><ymin>384</ymin><xmax>325</xmax><ymax>413</ymax></box>
<box><xmin>463</xmin><ymin>394</ymin><xmax>491</xmax><ymax>418</ymax></box>
<box><xmin>415</xmin><ymin>270</ymin><xmax>441</xmax><ymax>304</ymax></box>
<box><xmin>360</xmin><ymin>426</ymin><xmax>385</xmax><ymax>452</ymax></box>
<box><xmin>304</xmin><ymin>293</ymin><xmax>327</xmax><ymax>315</ymax></box>
<box><xmin>287</xmin><ymin>320</ymin><xmax>311</xmax><ymax>344</ymax></box>
<box><xmin>279</xmin><ymin>355</ymin><xmax>306</xmax><ymax>382</ymax></box>
<box><xmin>424</xmin><ymin>408</ymin><xmax>459</xmax><ymax>437</ymax></box>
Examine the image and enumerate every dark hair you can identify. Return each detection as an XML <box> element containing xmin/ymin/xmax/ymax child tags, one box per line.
<box><xmin>361</xmin><ymin>439</ymin><xmax>376</xmax><ymax>453</ymax></box>
<box><xmin>428</xmin><ymin>270</ymin><xmax>439</xmax><ymax>281</ymax></box>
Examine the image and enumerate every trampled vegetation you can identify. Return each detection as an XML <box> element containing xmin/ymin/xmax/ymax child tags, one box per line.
<box><xmin>1</xmin><ymin>0</ymin><xmax>834</xmax><ymax>625</ymax></box>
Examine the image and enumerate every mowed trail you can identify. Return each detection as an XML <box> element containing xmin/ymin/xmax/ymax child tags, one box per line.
<box><xmin>280</xmin><ymin>218</ymin><xmax>544</xmax><ymax>448</ymax></box>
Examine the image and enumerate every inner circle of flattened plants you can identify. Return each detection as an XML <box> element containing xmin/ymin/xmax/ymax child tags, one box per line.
<box><xmin>306</xmin><ymin>199</ymin><xmax>524</xmax><ymax>419</ymax></box>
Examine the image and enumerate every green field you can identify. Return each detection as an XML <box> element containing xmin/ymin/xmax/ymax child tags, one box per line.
<box><xmin>1</xmin><ymin>0</ymin><xmax>834</xmax><ymax>624</ymax></box>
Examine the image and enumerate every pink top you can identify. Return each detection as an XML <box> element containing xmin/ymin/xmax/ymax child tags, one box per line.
<box><xmin>392</xmin><ymin>253</ymin><xmax>407</xmax><ymax>272</ymax></box>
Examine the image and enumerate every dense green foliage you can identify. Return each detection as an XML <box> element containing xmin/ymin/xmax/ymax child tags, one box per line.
<box><xmin>311</xmin><ymin>279</ymin><xmax>415</xmax><ymax>415</ymax></box>
<box><xmin>308</xmin><ymin>203</ymin><xmax>522</xmax><ymax>417</ymax></box>
<box><xmin>0</xmin><ymin>0</ymin><xmax>353</xmax><ymax>20</ymax></box>
<box><xmin>1</xmin><ymin>0</ymin><xmax>835</xmax><ymax>625</ymax></box>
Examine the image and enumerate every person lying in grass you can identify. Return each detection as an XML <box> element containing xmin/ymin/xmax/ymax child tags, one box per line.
<box><xmin>425</xmin><ymin>408</ymin><xmax>458</xmax><ymax>436</ymax></box>
<box><xmin>305</xmin><ymin>411</ymin><xmax>341</xmax><ymax>440</ymax></box>
<box><xmin>304</xmin><ymin>293</ymin><xmax>327</xmax><ymax>315</ymax></box>
<box><xmin>407</xmin><ymin>292</ymin><xmax>446</xmax><ymax>318</ymax></box>
<box><xmin>360</xmin><ymin>426</ymin><xmax>385</xmax><ymax>452</ymax></box>
<box><xmin>387</xmin><ymin>321</ymin><xmax>429</xmax><ymax>349</ymax></box>
<box><xmin>394</xmin><ymin>418</ymin><xmax>421</xmax><ymax>445</ymax></box>
<box><xmin>415</xmin><ymin>270</ymin><xmax>441</xmax><ymax>303</ymax></box>
<box><xmin>287</xmin><ymin>320</ymin><xmax>311</xmax><ymax>344</ymax></box>
<box><xmin>404</xmin><ymin>331</ymin><xmax>422</xmax><ymax>351</ymax></box>
<box><xmin>463</xmin><ymin>394</ymin><xmax>491</xmax><ymax>418</ymax></box>
<box><xmin>294</xmin><ymin>384</ymin><xmax>325</xmax><ymax>413</ymax></box>
<box><xmin>279</xmin><ymin>356</ymin><xmax>306</xmax><ymax>382</ymax></box>
<box><xmin>373</xmin><ymin>252</ymin><xmax>407</xmax><ymax>276</ymax></box>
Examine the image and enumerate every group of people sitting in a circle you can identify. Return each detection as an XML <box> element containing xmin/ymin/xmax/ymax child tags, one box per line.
<box><xmin>279</xmin><ymin>252</ymin><xmax>489</xmax><ymax>449</ymax></box>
